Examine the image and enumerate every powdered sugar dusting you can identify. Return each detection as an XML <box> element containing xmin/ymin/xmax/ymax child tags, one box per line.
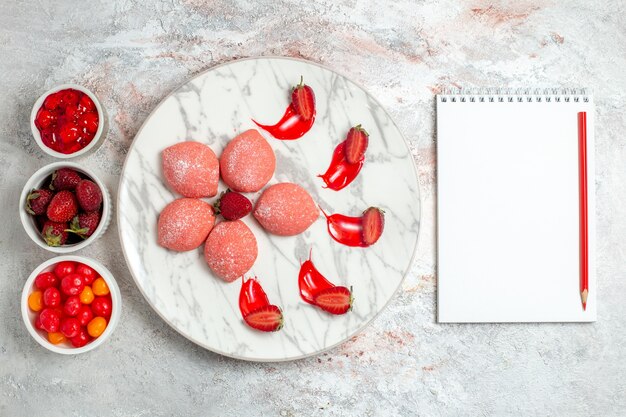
<box><xmin>158</xmin><ymin>198</ymin><xmax>215</xmax><ymax>251</ymax></box>
<box><xmin>204</xmin><ymin>220</ymin><xmax>258</xmax><ymax>282</ymax></box>
<box><xmin>253</xmin><ymin>183</ymin><xmax>319</xmax><ymax>236</ymax></box>
<box><xmin>220</xmin><ymin>129</ymin><xmax>275</xmax><ymax>192</ymax></box>
<box><xmin>162</xmin><ymin>142</ymin><xmax>219</xmax><ymax>198</ymax></box>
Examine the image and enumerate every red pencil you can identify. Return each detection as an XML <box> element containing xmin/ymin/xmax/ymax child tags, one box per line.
<box><xmin>578</xmin><ymin>112</ymin><xmax>588</xmax><ymax>310</ymax></box>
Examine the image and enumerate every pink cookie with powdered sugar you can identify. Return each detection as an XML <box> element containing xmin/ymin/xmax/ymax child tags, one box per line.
<box><xmin>158</xmin><ymin>198</ymin><xmax>215</xmax><ymax>252</ymax></box>
<box><xmin>253</xmin><ymin>183</ymin><xmax>319</xmax><ymax>236</ymax></box>
<box><xmin>220</xmin><ymin>129</ymin><xmax>275</xmax><ymax>193</ymax></box>
<box><xmin>162</xmin><ymin>141</ymin><xmax>219</xmax><ymax>198</ymax></box>
<box><xmin>204</xmin><ymin>220</ymin><xmax>258</xmax><ymax>282</ymax></box>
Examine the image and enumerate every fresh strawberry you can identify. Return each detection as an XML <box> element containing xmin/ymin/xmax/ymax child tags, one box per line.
<box><xmin>313</xmin><ymin>286</ymin><xmax>353</xmax><ymax>315</ymax></box>
<box><xmin>291</xmin><ymin>76</ymin><xmax>315</xmax><ymax>121</ymax></box>
<box><xmin>46</xmin><ymin>190</ymin><xmax>78</xmax><ymax>222</ymax></box>
<box><xmin>67</xmin><ymin>211</ymin><xmax>101</xmax><ymax>238</ymax></box>
<box><xmin>41</xmin><ymin>221</ymin><xmax>69</xmax><ymax>246</ymax></box>
<box><xmin>214</xmin><ymin>190</ymin><xmax>252</xmax><ymax>221</ymax></box>
<box><xmin>243</xmin><ymin>305</ymin><xmax>283</xmax><ymax>332</ymax></box>
<box><xmin>50</xmin><ymin>168</ymin><xmax>81</xmax><ymax>191</ymax></box>
<box><xmin>75</xmin><ymin>179</ymin><xmax>102</xmax><ymax>212</ymax></box>
<box><xmin>344</xmin><ymin>124</ymin><xmax>369</xmax><ymax>164</ymax></box>
<box><xmin>25</xmin><ymin>189</ymin><xmax>54</xmax><ymax>215</ymax></box>
<box><xmin>361</xmin><ymin>207</ymin><xmax>384</xmax><ymax>246</ymax></box>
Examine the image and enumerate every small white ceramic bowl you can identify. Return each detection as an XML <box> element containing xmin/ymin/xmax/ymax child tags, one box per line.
<box><xmin>30</xmin><ymin>84</ymin><xmax>106</xmax><ymax>159</ymax></box>
<box><xmin>21</xmin><ymin>255</ymin><xmax>122</xmax><ymax>354</ymax></box>
<box><xmin>19</xmin><ymin>161</ymin><xmax>112</xmax><ymax>253</ymax></box>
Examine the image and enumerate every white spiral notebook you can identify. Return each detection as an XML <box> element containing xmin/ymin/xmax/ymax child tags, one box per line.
<box><xmin>437</xmin><ymin>89</ymin><xmax>596</xmax><ymax>323</ymax></box>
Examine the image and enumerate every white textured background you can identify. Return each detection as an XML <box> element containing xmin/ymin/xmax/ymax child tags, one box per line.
<box><xmin>1</xmin><ymin>1</ymin><xmax>625</xmax><ymax>416</ymax></box>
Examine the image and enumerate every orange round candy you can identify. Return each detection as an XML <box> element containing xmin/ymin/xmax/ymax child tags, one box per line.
<box><xmin>92</xmin><ymin>277</ymin><xmax>109</xmax><ymax>296</ymax></box>
<box><xmin>87</xmin><ymin>316</ymin><xmax>107</xmax><ymax>338</ymax></box>
<box><xmin>47</xmin><ymin>332</ymin><xmax>66</xmax><ymax>345</ymax></box>
<box><xmin>79</xmin><ymin>286</ymin><xmax>94</xmax><ymax>304</ymax></box>
<box><xmin>28</xmin><ymin>290</ymin><xmax>43</xmax><ymax>312</ymax></box>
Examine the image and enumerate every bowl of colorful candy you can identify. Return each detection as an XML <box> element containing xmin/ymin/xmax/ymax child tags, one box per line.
<box><xmin>30</xmin><ymin>84</ymin><xmax>106</xmax><ymax>158</ymax></box>
<box><xmin>21</xmin><ymin>255</ymin><xmax>121</xmax><ymax>354</ymax></box>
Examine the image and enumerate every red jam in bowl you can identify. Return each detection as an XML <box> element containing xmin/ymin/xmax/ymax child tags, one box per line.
<box><xmin>35</xmin><ymin>89</ymin><xmax>99</xmax><ymax>154</ymax></box>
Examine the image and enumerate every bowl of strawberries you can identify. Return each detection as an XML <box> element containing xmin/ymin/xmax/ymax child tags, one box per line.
<box><xmin>21</xmin><ymin>255</ymin><xmax>121</xmax><ymax>354</ymax></box>
<box><xmin>19</xmin><ymin>162</ymin><xmax>111</xmax><ymax>253</ymax></box>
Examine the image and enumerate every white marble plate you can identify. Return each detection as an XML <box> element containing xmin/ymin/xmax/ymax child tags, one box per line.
<box><xmin>118</xmin><ymin>57</ymin><xmax>420</xmax><ymax>361</ymax></box>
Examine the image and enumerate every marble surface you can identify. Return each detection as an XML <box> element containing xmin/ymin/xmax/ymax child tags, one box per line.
<box><xmin>119</xmin><ymin>57</ymin><xmax>420</xmax><ymax>361</ymax></box>
<box><xmin>1</xmin><ymin>0</ymin><xmax>625</xmax><ymax>415</ymax></box>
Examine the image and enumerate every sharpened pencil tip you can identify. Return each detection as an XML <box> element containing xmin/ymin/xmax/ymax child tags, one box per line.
<box><xmin>582</xmin><ymin>302</ymin><xmax>586</xmax><ymax>311</ymax></box>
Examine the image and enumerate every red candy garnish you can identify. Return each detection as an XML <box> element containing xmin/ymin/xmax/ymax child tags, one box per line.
<box><xmin>63</xmin><ymin>296</ymin><xmax>82</xmax><ymax>317</ymax></box>
<box><xmin>70</xmin><ymin>329</ymin><xmax>91</xmax><ymax>348</ymax></box>
<box><xmin>61</xmin><ymin>274</ymin><xmax>85</xmax><ymax>296</ymax></box>
<box><xmin>39</xmin><ymin>308</ymin><xmax>61</xmax><ymax>333</ymax></box>
<box><xmin>60</xmin><ymin>317</ymin><xmax>81</xmax><ymax>338</ymax></box>
<box><xmin>34</xmin><ymin>315</ymin><xmax>45</xmax><ymax>330</ymax></box>
<box><xmin>54</xmin><ymin>261</ymin><xmax>76</xmax><ymax>278</ymax></box>
<box><xmin>76</xmin><ymin>305</ymin><xmax>94</xmax><ymax>326</ymax></box>
<box><xmin>318</xmin><ymin>125</ymin><xmax>368</xmax><ymax>191</ymax></box>
<box><xmin>239</xmin><ymin>277</ymin><xmax>272</xmax><ymax>317</ymax></box>
<box><xmin>252</xmin><ymin>77</ymin><xmax>316</xmax><ymax>140</ymax></box>
<box><xmin>239</xmin><ymin>277</ymin><xmax>283</xmax><ymax>332</ymax></box>
<box><xmin>34</xmin><ymin>88</ymin><xmax>99</xmax><ymax>154</ymax></box>
<box><xmin>42</xmin><ymin>287</ymin><xmax>61</xmax><ymax>308</ymax></box>
<box><xmin>91</xmin><ymin>296</ymin><xmax>112</xmax><ymax>318</ymax></box>
<box><xmin>320</xmin><ymin>207</ymin><xmax>385</xmax><ymax>247</ymax></box>
<box><xmin>35</xmin><ymin>272</ymin><xmax>58</xmax><ymax>290</ymax></box>
<box><xmin>76</xmin><ymin>263</ymin><xmax>96</xmax><ymax>285</ymax></box>
<box><xmin>253</xmin><ymin>104</ymin><xmax>315</xmax><ymax>140</ymax></box>
<box><xmin>298</xmin><ymin>251</ymin><xmax>336</xmax><ymax>305</ymax></box>
<box><xmin>298</xmin><ymin>250</ymin><xmax>353</xmax><ymax>315</ymax></box>
<box><xmin>318</xmin><ymin>141</ymin><xmax>364</xmax><ymax>191</ymax></box>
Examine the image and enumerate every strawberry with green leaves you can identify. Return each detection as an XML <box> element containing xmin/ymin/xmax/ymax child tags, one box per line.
<box><xmin>42</xmin><ymin>221</ymin><xmax>69</xmax><ymax>247</ymax></box>
<box><xmin>344</xmin><ymin>125</ymin><xmax>369</xmax><ymax>164</ymax></box>
<box><xmin>213</xmin><ymin>190</ymin><xmax>252</xmax><ymax>221</ymax></box>
<box><xmin>50</xmin><ymin>168</ymin><xmax>81</xmax><ymax>191</ymax></box>
<box><xmin>67</xmin><ymin>211</ymin><xmax>101</xmax><ymax>238</ymax></box>
<box><xmin>291</xmin><ymin>76</ymin><xmax>315</xmax><ymax>121</ymax></box>
<box><xmin>25</xmin><ymin>189</ymin><xmax>54</xmax><ymax>215</ymax></box>
<box><xmin>75</xmin><ymin>179</ymin><xmax>102</xmax><ymax>212</ymax></box>
<box><xmin>46</xmin><ymin>190</ymin><xmax>78</xmax><ymax>223</ymax></box>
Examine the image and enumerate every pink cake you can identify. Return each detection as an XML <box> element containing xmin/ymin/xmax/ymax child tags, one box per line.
<box><xmin>220</xmin><ymin>129</ymin><xmax>275</xmax><ymax>192</ymax></box>
<box><xmin>162</xmin><ymin>141</ymin><xmax>219</xmax><ymax>198</ymax></box>
<box><xmin>158</xmin><ymin>198</ymin><xmax>216</xmax><ymax>252</ymax></box>
<box><xmin>204</xmin><ymin>220</ymin><xmax>258</xmax><ymax>282</ymax></box>
<box><xmin>253</xmin><ymin>183</ymin><xmax>319</xmax><ymax>236</ymax></box>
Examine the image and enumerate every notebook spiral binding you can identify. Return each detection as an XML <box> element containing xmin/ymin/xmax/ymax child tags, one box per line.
<box><xmin>439</xmin><ymin>88</ymin><xmax>590</xmax><ymax>103</ymax></box>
